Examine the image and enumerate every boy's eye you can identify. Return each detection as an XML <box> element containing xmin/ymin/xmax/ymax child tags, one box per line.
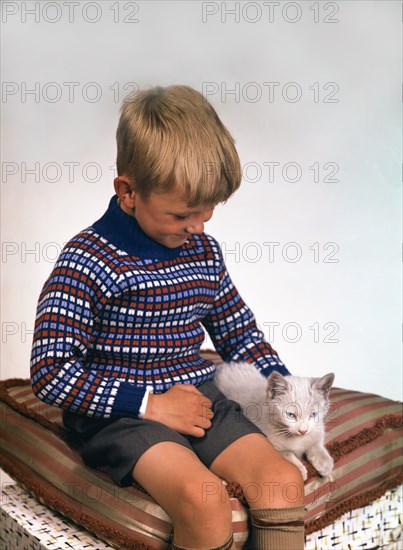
<box><xmin>174</xmin><ymin>215</ymin><xmax>189</xmax><ymax>221</ymax></box>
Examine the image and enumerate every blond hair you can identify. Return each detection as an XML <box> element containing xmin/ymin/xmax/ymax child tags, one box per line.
<box><xmin>116</xmin><ymin>85</ymin><xmax>242</xmax><ymax>206</ymax></box>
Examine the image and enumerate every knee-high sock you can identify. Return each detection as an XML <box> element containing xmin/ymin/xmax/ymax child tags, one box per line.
<box><xmin>169</xmin><ymin>532</ymin><xmax>234</xmax><ymax>550</ymax></box>
<box><xmin>250</xmin><ymin>505</ymin><xmax>305</xmax><ymax>550</ymax></box>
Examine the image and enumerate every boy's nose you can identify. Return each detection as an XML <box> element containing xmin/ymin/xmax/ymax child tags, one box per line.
<box><xmin>185</xmin><ymin>220</ymin><xmax>204</xmax><ymax>234</ymax></box>
<box><xmin>186</xmin><ymin>217</ymin><xmax>204</xmax><ymax>233</ymax></box>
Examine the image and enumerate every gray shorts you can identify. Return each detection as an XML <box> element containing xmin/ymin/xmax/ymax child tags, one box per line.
<box><xmin>63</xmin><ymin>381</ymin><xmax>263</xmax><ymax>486</ymax></box>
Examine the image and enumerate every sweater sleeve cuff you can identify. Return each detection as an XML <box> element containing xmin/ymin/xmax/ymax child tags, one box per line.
<box><xmin>111</xmin><ymin>382</ymin><xmax>149</xmax><ymax>418</ymax></box>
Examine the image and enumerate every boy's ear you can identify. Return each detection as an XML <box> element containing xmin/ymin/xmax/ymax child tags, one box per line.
<box><xmin>114</xmin><ymin>176</ymin><xmax>136</xmax><ymax>209</ymax></box>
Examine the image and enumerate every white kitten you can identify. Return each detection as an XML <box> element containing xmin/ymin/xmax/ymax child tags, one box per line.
<box><xmin>214</xmin><ymin>362</ymin><xmax>334</xmax><ymax>480</ymax></box>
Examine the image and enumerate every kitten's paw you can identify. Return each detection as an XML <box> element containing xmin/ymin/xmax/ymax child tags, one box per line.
<box><xmin>298</xmin><ymin>463</ymin><xmax>308</xmax><ymax>481</ymax></box>
<box><xmin>309</xmin><ymin>452</ymin><xmax>334</xmax><ymax>477</ymax></box>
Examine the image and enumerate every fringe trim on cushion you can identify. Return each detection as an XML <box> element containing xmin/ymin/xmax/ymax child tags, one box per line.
<box><xmin>326</xmin><ymin>414</ymin><xmax>403</xmax><ymax>462</ymax></box>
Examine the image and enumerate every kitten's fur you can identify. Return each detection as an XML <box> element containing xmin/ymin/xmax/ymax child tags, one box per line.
<box><xmin>214</xmin><ymin>362</ymin><xmax>334</xmax><ymax>480</ymax></box>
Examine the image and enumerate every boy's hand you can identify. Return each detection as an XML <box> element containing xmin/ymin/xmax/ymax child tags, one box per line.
<box><xmin>144</xmin><ymin>384</ymin><xmax>214</xmax><ymax>437</ymax></box>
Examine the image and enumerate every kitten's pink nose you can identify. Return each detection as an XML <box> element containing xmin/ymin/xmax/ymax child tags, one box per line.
<box><xmin>298</xmin><ymin>427</ymin><xmax>308</xmax><ymax>435</ymax></box>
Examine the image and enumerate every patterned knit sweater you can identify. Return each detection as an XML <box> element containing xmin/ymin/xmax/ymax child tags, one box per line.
<box><xmin>30</xmin><ymin>195</ymin><xmax>289</xmax><ymax>419</ymax></box>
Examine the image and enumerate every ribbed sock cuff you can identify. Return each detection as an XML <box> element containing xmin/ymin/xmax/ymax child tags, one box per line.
<box><xmin>250</xmin><ymin>505</ymin><xmax>306</xmax><ymax>528</ymax></box>
<box><xmin>250</xmin><ymin>506</ymin><xmax>306</xmax><ymax>550</ymax></box>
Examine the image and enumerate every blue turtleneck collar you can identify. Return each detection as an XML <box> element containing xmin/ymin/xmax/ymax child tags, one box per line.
<box><xmin>92</xmin><ymin>195</ymin><xmax>187</xmax><ymax>260</ymax></box>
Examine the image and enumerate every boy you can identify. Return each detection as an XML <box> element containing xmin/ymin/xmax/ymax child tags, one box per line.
<box><xmin>31</xmin><ymin>85</ymin><xmax>305</xmax><ymax>550</ymax></box>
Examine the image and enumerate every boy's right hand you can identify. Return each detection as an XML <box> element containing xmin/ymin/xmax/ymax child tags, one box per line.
<box><xmin>144</xmin><ymin>384</ymin><xmax>214</xmax><ymax>437</ymax></box>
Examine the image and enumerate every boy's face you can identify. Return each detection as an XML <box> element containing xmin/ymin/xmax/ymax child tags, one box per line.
<box><xmin>116</xmin><ymin>180</ymin><xmax>215</xmax><ymax>248</ymax></box>
<box><xmin>134</xmin><ymin>190</ymin><xmax>215</xmax><ymax>248</ymax></box>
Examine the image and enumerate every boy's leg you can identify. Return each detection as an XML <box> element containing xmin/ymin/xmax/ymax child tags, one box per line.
<box><xmin>133</xmin><ymin>441</ymin><xmax>234</xmax><ymax>549</ymax></box>
<box><xmin>210</xmin><ymin>433</ymin><xmax>305</xmax><ymax>550</ymax></box>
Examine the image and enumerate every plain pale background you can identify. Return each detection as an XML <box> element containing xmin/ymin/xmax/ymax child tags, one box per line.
<box><xmin>1</xmin><ymin>1</ymin><xmax>401</xmax><ymax>404</ymax></box>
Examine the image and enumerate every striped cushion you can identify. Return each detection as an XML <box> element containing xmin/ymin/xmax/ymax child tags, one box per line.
<box><xmin>0</xmin><ymin>363</ymin><xmax>402</xmax><ymax>548</ymax></box>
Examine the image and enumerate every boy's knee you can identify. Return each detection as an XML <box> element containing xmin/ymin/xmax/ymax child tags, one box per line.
<box><xmin>250</xmin><ymin>459</ymin><xmax>305</xmax><ymax>508</ymax></box>
<box><xmin>175</xmin><ymin>475</ymin><xmax>232</xmax><ymax>524</ymax></box>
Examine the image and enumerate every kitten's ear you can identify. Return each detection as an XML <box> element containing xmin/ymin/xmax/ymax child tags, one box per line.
<box><xmin>267</xmin><ymin>371</ymin><xmax>290</xmax><ymax>398</ymax></box>
<box><xmin>312</xmin><ymin>373</ymin><xmax>335</xmax><ymax>396</ymax></box>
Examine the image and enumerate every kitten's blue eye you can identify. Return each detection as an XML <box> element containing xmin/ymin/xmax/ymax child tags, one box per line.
<box><xmin>286</xmin><ymin>411</ymin><xmax>297</xmax><ymax>421</ymax></box>
<box><xmin>310</xmin><ymin>411</ymin><xmax>318</xmax><ymax>419</ymax></box>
